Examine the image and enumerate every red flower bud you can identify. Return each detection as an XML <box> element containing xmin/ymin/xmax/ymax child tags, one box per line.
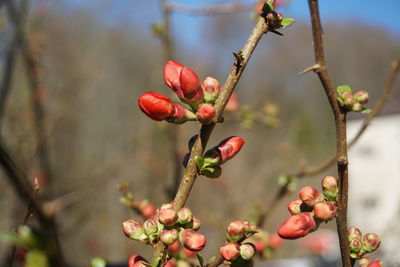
<box><xmin>138</xmin><ymin>91</ymin><xmax>173</xmax><ymax>121</ymax></box>
<box><xmin>354</xmin><ymin>90</ymin><xmax>369</xmax><ymax>104</ymax></box>
<box><xmin>160</xmin><ymin>229</ymin><xmax>179</xmax><ymax>245</ymax></box>
<box><xmin>179</xmin><ymin>67</ymin><xmax>204</xmax><ymax>103</ymax></box>
<box><xmin>122</xmin><ymin>220</ymin><xmax>148</xmax><ymax>242</ymax></box>
<box><xmin>322</xmin><ymin>176</ymin><xmax>339</xmax><ymax>201</ymax></box>
<box><xmin>243</xmin><ymin>219</ymin><xmax>257</xmax><ymax>235</ymax></box>
<box><xmin>181</xmin><ymin>229</ymin><xmax>206</xmax><ymax>252</ymax></box>
<box><xmin>277</xmin><ymin>212</ymin><xmax>316</xmax><ymax>240</ymax></box>
<box><xmin>299</xmin><ymin>186</ymin><xmax>324</xmax><ymax>207</ymax></box>
<box><xmin>128</xmin><ymin>254</ymin><xmax>148</xmax><ymax>267</ymax></box>
<box><xmin>239</xmin><ymin>243</ymin><xmax>256</xmax><ymax>260</ymax></box>
<box><xmin>226</xmin><ymin>220</ymin><xmax>245</xmax><ymax>242</ymax></box>
<box><xmin>177</xmin><ymin>207</ymin><xmax>193</xmax><ymax>224</ymax></box>
<box><xmin>183</xmin><ymin>247</ymin><xmax>197</xmax><ymax>258</ymax></box>
<box><xmin>158</xmin><ymin>204</ymin><xmax>178</xmax><ymax>226</ymax></box>
<box><xmin>141</xmin><ymin>203</ymin><xmax>156</xmax><ymax>219</ymax></box>
<box><xmin>164</xmin><ymin>61</ymin><xmax>184</xmax><ymax>98</ymax></box>
<box><xmin>268</xmin><ymin>233</ymin><xmax>283</xmax><ymax>249</ymax></box>
<box><xmin>349</xmin><ymin>238</ymin><xmax>362</xmax><ymax>258</ymax></box>
<box><xmin>362</xmin><ymin>233</ymin><xmax>381</xmax><ymax>253</ymax></box>
<box><xmin>165</xmin><ymin>259</ymin><xmax>177</xmax><ymax>267</ymax></box>
<box><xmin>225</xmin><ymin>93</ymin><xmax>239</xmax><ymax>112</ymax></box>
<box><xmin>219</xmin><ymin>242</ymin><xmax>240</xmax><ymax>261</ymax></box>
<box><xmin>217</xmin><ymin>136</ymin><xmax>245</xmax><ymax>164</ymax></box>
<box><xmin>313</xmin><ymin>201</ymin><xmax>336</xmax><ymax>221</ymax></box>
<box><xmin>348</xmin><ymin>227</ymin><xmax>362</xmax><ymax>242</ymax></box>
<box><xmin>196</xmin><ymin>104</ymin><xmax>215</xmax><ymax>124</ymax></box>
<box><xmin>287</xmin><ymin>199</ymin><xmax>306</xmax><ymax>215</ymax></box>
<box><xmin>367</xmin><ymin>259</ymin><xmax>383</xmax><ymax>267</ymax></box>
<box><xmin>202</xmin><ymin>77</ymin><xmax>221</xmax><ymax>103</ymax></box>
<box><xmin>167</xmin><ymin>240</ymin><xmax>180</xmax><ymax>253</ymax></box>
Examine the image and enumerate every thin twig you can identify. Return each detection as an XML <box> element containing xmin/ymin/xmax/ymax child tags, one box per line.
<box><xmin>167</xmin><ymin>2</ymin><xmax>255</xmax><ymax>16</ymax></box>
<box><xmin>0</xmin><ymin>143</ymin><xmax>65</xmax><ymax>266</ymax></box>
<box><xmin>152</xmin><ymin>1</ymin><xmax>276</xmax><ymax>264</ymax></box>
<box><xmin>307</xmin><ymin>0</ymin><xmax>351</xmax><ymax>266</ymax></box>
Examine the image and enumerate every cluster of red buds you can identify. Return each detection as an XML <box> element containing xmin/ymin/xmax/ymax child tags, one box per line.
<box><xmin>348</xmin><ymin>227</ymin><xmax>381</xmax><ymax>260</ymax></box>
<box><xmin>247</xmin><ymin>230</ymin><xmax>283</xmax><ymax>259</ymax></box>
<box><xmin>278</xmin><ymin>176</ymin><xmax>339</xmax><ymax>239</ymax></box>
<box><xmin>138</xmin><ymin>61</ymin><xmax>225</xmax><ymax>125</ymax></box>
<box><xmin>183</xmin><ymin>136</ymin><xmax>245</xmax><ymax>178</ymax></box>
<box><xmin>218</xmin><ymin>220</ymin><xmax>258</xmax><ymax>263</ymax></box>
<box><xmin>122</xmin><ymin>204</ymin><xmax>206</xmax><ymax>265</ymax></box>
<box><xmin>358</xmin><ymin>257</ymin><xmax>383</xmax><ymax>267</ymax></box>
<box><xmin>336</xmin><ymin>85</ymin><xmax>371</xmax><ymax>113</ymax></box>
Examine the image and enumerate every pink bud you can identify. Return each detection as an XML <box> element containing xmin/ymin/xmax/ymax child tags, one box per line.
<box><xmin>343</xmin><ymin>95</ymin><xmax>355</xmax><ymax>110</ymax></box>
<box><xmin>128</xmin><ymin>254</ymin><xmax>148</xmax><ymax>267</ymax></box>
<box><xmin>243</xmin><ymin>219</ymin><xmax>257</xmax><ymax>235</ymax></box>
<box><xmin>181</xmin><ymin>229</ymin><xmax>206</xmax><ymax>252</ymax></box>
<box><xmin>143</xmin><ymin>219</ymin><xmax>158</xmax><ymax>236</ymax></box>
<box><xmin>352</xmin><ymin>102</ymin><xmax>363</xmax><ymax>112</ymax></box>
<box><xmin>183</xmin><ymin>247</ymin><xmax>197</xmax><ymax>258</ymax></box>
<box><xmin>122</xmin><ymin>220</ymin><xmax>148</xmax><ymax>242</ymax></box>
<box><xmin>239</xmin><ymin>243</ymin><xmax>256</xmax><ymax>260</ymax></box>
<box><xmin>226</xmin><ymin>220</ymin><xmax>245</xmax><ymax>242</ymax></box>
<box><xmin>141</xmin><ymin>203</ymin><xmax>156</xmax><ymax>219</ymax></box>
<box><xmin>217</xmin><ymin>136</ymin><xmax>245</xmax><ymax>164</ymax></box>
<box><xmin>277</xmin><ymin>212</ymin><xmax>317</xmax><ymax>240</ymax></box>
<box><xmin>177</xmin><ymin>207</ymin><xmax>193</xmax><ymax>224</ymax></box>
<box><xmin>225</xmin><ymin>93</ymin><xmax>239</xmax><ymax>112</ymax></box>
<box><xmin>348</xmin><ymin>227</ymin><xmax>362</xmax><ymax>242</ymax></box>
<box><xmin>313</xmin><ymin>201</ymin><xmax>336</xmax><ymax>221</ymax></box>
<box><xmin>219</xmin><ymin>242</ymin><xmax>240</xmax><ymax>261</ymax></box>
<box><xmin>202</xmin><ymin>77</ymin><xmax>221</xmax><ymax>103</ymax></box>
<box><xmin>196</xmin><ymin>103</ymin><xmax>215</xmax><ymax>124</ymax></box>
<box><xmin>287</xmin><ymin>199</ymin><xmax>307</xmax><ymax>215</ymax></box>
<box><xmin>358</xmin><ymin>257</ymin><xmax>371</xmax><ymax>267</ymax></box>
<box><xmin>192</xmin><ymin>216</ymin><xmax>201</xmax><ymax>230</ymax></box>
<box><xmin>354</xmin><ymin>90</ymin><xmax>369</xmax><ymax>104</ymax></box>
<box><xmin>167</xmin><ymin>240</ymin><xmax>180</xmax><ymax>253</ymax></box>
<box><xmin>349</xmin><ymin>238</ymin><xmax>362</xmax><ymax>258</ymax></box>
<box><xmin>158</xmin><ymin>205</ymin><xmax>178</xmax><ymax>226</ymax></box>
<box><xmin>164</xmin><ymin>60</ymin><xmax>184</xmax><ymax>98</ymax></box>
<box><xmin>362</xmin><ymin>233</ymin><xmax>381</xmax><ymax>253</ymax></box>
<box><xmin>165</xmin><ymin>259</ymin><xmax>177</xmax><ymax>267</ymax></box>
<box><xmin>299</xmin><ymin>186</ymin><xmax>324</xmax><ymax>207</ymax></box>
<box><xmin>179</xmin><ymin>67</ymin><xmax>204</xmax><ymax>103</ymax></box>
<box><xmin>138</xmin><ymin>91</ymin><xmax>173</xmax><ymax>121</ymax></box>
<box><xmin>160</xmin><ymin>229</ymin><xmax>179</xmax><ymax>245</ymax></box>
<box><xmin>268</xmin><ymin>233</ymin><xmax>283</xmax><ymax>249</ymax></box>
<box><xmin>322</xmin><ymin>176</ymin><xmax>339</xmax><ymax>201</ymax></box>
<box><xmin>367</xmin><ymin>259</ymin><xmax>383</xmax><ymax>267</ymax></box>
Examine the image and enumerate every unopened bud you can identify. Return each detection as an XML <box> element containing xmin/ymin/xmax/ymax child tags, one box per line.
<box><xmin>128</xmin><ymin>254</ymin><xmax>148</xmax><ymax>267</ymax></box>
<box><xmin>122</xmin><ymin>220</ymin><xmax>148</xmax><ymax>242</ymax></box>
<box><xmin>367</xmin><ymin>259</ymin><xmax>383</xmax><ymax>267</ymax></box>
<box><xmin>202</xmin><ymin>77</ymin><xmax>221</xmax><ymax>104</ymax></box>
<box><xmin>322</xmin><ymin>176</ymin><xmax>339</xmax><ymax>201</ymax></box>
<box><xmin>362</xmin><ymin>233</ymin><xmax>381</xmax><ymax>253</ymax></box>
<box><xmin>349</xmin><ymin>238</ymin><xmax>362</xmax><ymax>258</ymax></box>
<box><xmin>181</xmin><ymin>229</ymin><xmax>206</xmax><ymax>252</ymax></box>
<box><xmin>313</xmin><ymin>201</ymin><xmax>336</xmax><ymax>221</ymax></box>
<box><xmin>177</xmin><ymin>207</ymin><xmax>193</xmax><ymax>224</ymax></box>
<box><xmin>179</xmin><ymin>67</ymin><xmax>204</xmax><ymax>104</ymax></box>
<box><xmin>288</xmin><ymin>199</ymin><xmax>308</xmax><ymax>215</ymax></box>
<box><xmin>299</xmin><ymin>186</ymin><xmax>324</xmax><ymax>207</ymax></box>
<box><xmin>167</xmin><ymin>103</ymin><xmax>196</xmax><ymax>124</ymax></box>
<box><xmin>352</xmin><ymin>102</ymin><xmax>363</xmax><ymax>112</ymax></box>
<box><xmin>268</xmin><ymin>233</ymin><xmax>283</xmax><ymax>249</ymax></box>
<box><xmin>348</xmin><ymin>227</ymin><xmax>362</xmax><ymax>242</ymax></box>
<box><xmin>196</xmin><ymin>103</ymin><xmax>215</xmax><ymax>124</ymax></box>
<box><xmin>192</xmin><ymin>216</ymin><xmax>201</xmax><ymax>230</ymax></box>
<box><xmin>141</xmin><ymin>203</ymin><xmax>156</xmax><ymax>219</ymax></box>
<box><xmin>165</xmin><ymin>259</ymin><xmax>177</xmax><ymax>267</ymax></box>
<box><xmin>168</xmin><ymin>240</ymin><xmax>180</xmax><ymax>253</ymax></box>
<box><xmin>354</xmin><ymin>90</ymin><xmax>369</xmax><ymax>104</ymax></box>
<box><xmin>277</xmin><ymin>212</ymin><xmax>316</xmax><ymax>240</ymax></box>
<box><xmin>138</xmin><ymin>91</ymin><xmax>173</xmax><ymax>121</ymax></box>
<box><xmin>358</xmin><ymin>257</ymin><xmax>371</xmax><ymax>267</ymax></box>
<box><xmin>219</xmin><ymin>242</ymin><xmax>240</xmax><ymax>261</ymax></box>
<box><xmin>143</xmin><ymin>219</ymin><xmax>158</xmax><ymax>236</ymax></box>
<box><xmin>225</xmin><ymin>93</ymin><xmax>239</xmax><ymax>112</ymax></box>
<box><xmin>160</xmin><ymin>229</ymin><xmax>178</xmax><ymax>245</ymax></box>
<box><xmin>239</xmin><ymin>243</ymin><xmax>256</xmax><ymax>260</ymax></box>
<box><xmin>243</xmin><ymin>220</ymin><xmax>257</xmax><ymax>235</ymax></box>
<box><xmin>226</xmin><ymin>220</ymin><xmax>245</xmax><ymax>242</ymax></box>
<box><xmin>217</xmin><ymin>136</ymin><xmax>245</xmax><ymax>164</ymax></box>
<box><xmin>343</xmin><ymin>95</ymin><xmax>355</xmax><ymax>110</ymax></box>
<box><xmin>158</xmin><ymin>205</ymin><xmax>178</xmax><ymax>226</ymax></box>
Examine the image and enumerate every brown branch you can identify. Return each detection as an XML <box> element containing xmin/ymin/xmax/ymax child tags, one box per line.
<box><xmin>307</xmin><ymin>0</ymin><xmax>351</xmax><ymax>266</ymax></box>
<box><xmin>167</xmin><ymin>2</ymin><xmax>254</xmax><ymax>16</ymax></box>
<box><xmin>6</xmin><ymin>0</ymin><xmax>53</xmax><ymax>183</ymax></box>
<box><xmin>152</xmin><ymin>1</ymin><xmax>276</xmax><ymax>264</ymax></box>
<box><xmin>0</xmin><ymin>143</ymin><xmax>65</xmax><ymax>266</ymax></box>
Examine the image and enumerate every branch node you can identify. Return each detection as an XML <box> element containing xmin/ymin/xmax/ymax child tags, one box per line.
<box><xmin>298</xmin><ymin>64</ymin><xmax>320</xmax><ymax>76</ymax></box>
<box><xmin>233</xmin><ymin>50</ymin><xmax>244</xmax><ymax>75</ymax></box>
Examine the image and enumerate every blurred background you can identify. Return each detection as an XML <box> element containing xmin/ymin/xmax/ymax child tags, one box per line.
<box><xmin>0</xmin><ymin>0</ymin><xmax>399</xmax><ymax>266</ymax></box>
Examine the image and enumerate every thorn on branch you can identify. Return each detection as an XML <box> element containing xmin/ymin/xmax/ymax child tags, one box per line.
<box><xmin>233</xmin><ymin>50</ymin><xmax>244</xmax><ymax>75</ymax></box>
<box><xmin>270</xmin><ymin>29</ymin><xmax>283</xmax><ymax>36</ymax></box>
<box><xmin>298</xmin><ymin>64</ymin><xmax>320</xmax><ymax>76</ymax></box>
